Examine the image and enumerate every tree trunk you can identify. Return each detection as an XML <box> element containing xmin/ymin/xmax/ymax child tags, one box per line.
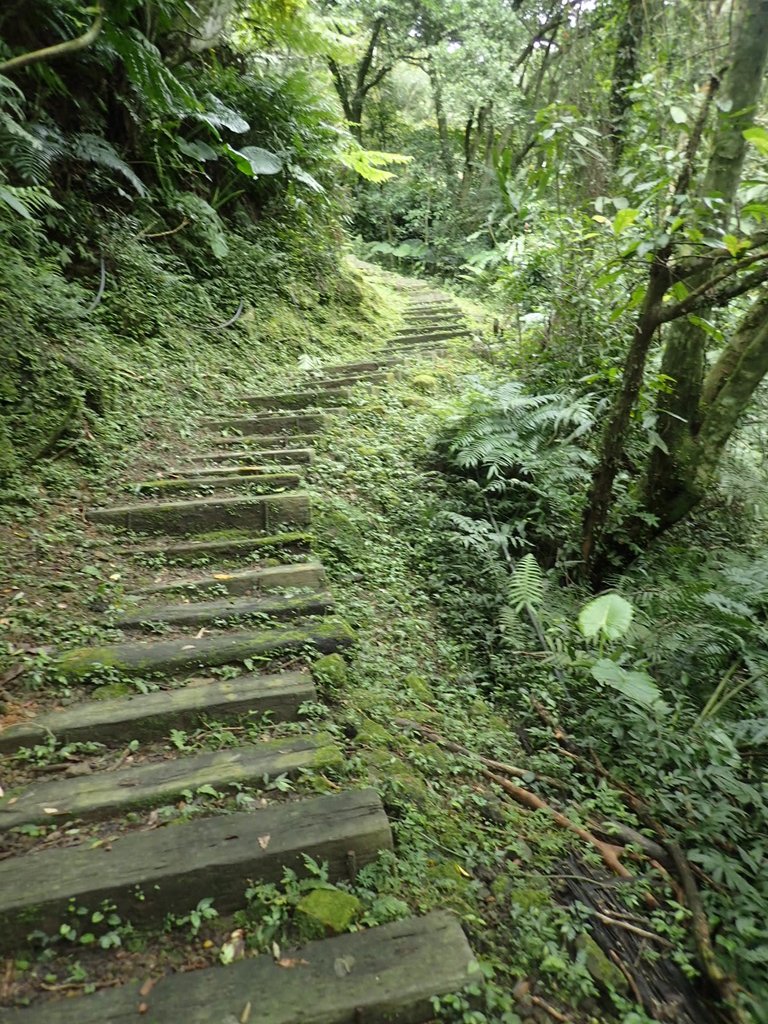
<box><xmin>427</xmin><ymin>55</ymin><xmax>455</xmax><ymax>185</ymax></box>
<box><xmin>641</xmin><ymin>0</ymin><xmax>768</xmax><ymax>529</ymax></box>
<box><xmin>607</xmin><ymin>0</ymin><xmax>646</xmax><ymax>163</ymax></box>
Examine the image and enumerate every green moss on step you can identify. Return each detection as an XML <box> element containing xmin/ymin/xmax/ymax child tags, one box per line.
<box><xmin>93</xmin><ymin>682</ymin><xmax>134</xmax><ymax>700</ymax></box>
<box><xmin>296</xmin><ymin>887</ymin><xmax>361</xmax><ymax>935</ymax></box>
<box><xmin>357</xmin><ymin>717</ymin><xmax>394</xmax><ymax>747</ymax></box>
<box><xmin>52</xmin><ymin>647</ymin><xmax>128</xmax><ymax>680</ymax></box>
<box><xmin>312</xmin><ymin>653</ymin><xmax>348</xmax><ymax>694</ymax></box>
<box><xmin>191</xmin><ymin>529</ymin><xmax>263</xmax><ymax>542</ymax></box>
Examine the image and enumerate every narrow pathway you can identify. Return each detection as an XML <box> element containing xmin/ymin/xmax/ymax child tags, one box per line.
<box><xmin>1</xmin><ymin>284</ymin><xmax>480</xmax><ymax>1022</ymax></box>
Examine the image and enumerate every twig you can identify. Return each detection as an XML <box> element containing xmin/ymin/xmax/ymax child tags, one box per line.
<box><xmin>590</xmin><ymin>909</ymin><xmax>673</xmax><ymax>947</ymax></box>
<box><xmin>140</xmin><ymin>218</ymin><xmax>189</xmax><ymax>240</ymax></box>
<box><xmin>608</xmin><ymin>949</ymin><xmax>644</xmax><ymax>1005</ymax></box>
<box><xmin>0</xmin><ymin>3</ymin><xmax>103</xmax><ymax>72</ymax></box>
<box><xmin>530</xmin><ymin>994</ymin><xmax>572</xmax><ymax>1022</ymax></box>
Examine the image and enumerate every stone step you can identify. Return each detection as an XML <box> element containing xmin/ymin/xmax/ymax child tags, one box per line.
<box><xmin>185</xmin><ymin>448</ymin><xmax>314</xmax><ymax>466</ymax></box>
<box><xmin>4</xmin><ymin>911</ymin><xmax>477</xmax><ymax>1023</ymax></box>
<box><xmin>242</xmin><ymin>389</ymin><xmax>352</xmax><ymax>411</ymax></box>
<box><xmin>388</xmin><ymin>328</ymin><xmax>472</xmax><ymax>346</ymax></box>
<box><xmin>128</xmin><ymin>530</ymin><xmax>312</xmax><ymax>563</ymax></box>
<box><xmin>88</xmin><ymin>492</ymin><xmax>310</xmax><ymax>536</ymax></box>
<box><xmin>137</xmin><ymin>560</ymin><xmax>324</xmax><ymax>598</ymax></box>
<box><xmin>321</xmin><ymin>356</ymin><xmax>403</xmax><ymax>376</ymax></box>
<box><xmin>132</xmin><ymin>471</ymin><xmax>303</xmax><ymax>497</ymax></box>
<box><xmin>405</xmin><ymin>307</ymin><xmax>462</xmax><ymax>318</ymax></box>
<box><xmin>0</xmin><ymin>670</ymin><xmax>315</xmax><ymax>754</ymax></box>
<box><xmin>115</xmin><ymin>589</ymin><xmax>335</xmax><ymax>631</ymax></box>
<box><xmin>0</xmin><ymin>734</ymin><xmax>340</xmax><ymax>831</ymax></box>
<box><xmin>203</xmin><ymin>412</ymin><xmax>332</xmax><ymax>436</ymax></box>
<box><xmin>0</xmin><ymin>788</ymin><xmax>391</xmax><ymax>952</ymax></box>
<box><xmin>50</xmin><ymin>618</ymin><xmax>354</xmax><ymax>681</ymax></box>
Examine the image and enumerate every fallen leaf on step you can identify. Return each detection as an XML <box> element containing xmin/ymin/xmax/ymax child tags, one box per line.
<box><xmin>138</xmin><ymin>978</ymin><xmax>156</xmax><ymax>998</ymax></box>
<box><xmin>194</xmin><ymin>627</ymin><xmax>208</xmax><ymax>639</ymax></box>
<box><xmin>334</xmin><ymin>955</ymin><xmax>356</xmax><ymax>977</ymax></box>
<box><xmin>257</xmin><ymin>834</ymin><xmax>271</xmax><ymax>850</ymax></box>
<box><xmin>213</xmin><ymin>574</ymin><xmax>232</xmax><ymax>580</ymax></box>
<box><xmin>277</xmin><ymin>957</ymin><xmax>308</xmax><ymax>969</ymax></box>
<box><xmin>181</xmin><ymin>645</ymin><xmax>196</xmax><ymax>650</ymax></box>
<box><xmin>43</xmin><ymin>807</ymin><xmax>59</xmax><ymax>815</ymax></box>
<box><xmin>138</xmin><ymin>1001</ymin><xmax>149</xmax><ymax>1014</ymax></box>
<box><xmin>240</xmin><ymin>1001</ymin><xmax>252</xmax><ymax>1024</ymax></box>
<box><xmin>271</xmin><ymin>941</ymin><xmax>281</xmax><ymax>961</ymax></box>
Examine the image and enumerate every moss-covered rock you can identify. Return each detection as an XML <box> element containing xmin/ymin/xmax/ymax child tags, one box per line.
<box><xmin>356</xmin><ymin>717</ymin><xmax>394</xmax><ymax>747</ymax></box>
<box><xmin>296</xmin><ymin>887</ymin><xmax>361</xmax><ymax>934</ymax></box>
<box><xmin>403</xmin><ymin>672</ymin><xmax>434</xmax><ymax>701</ymax></box>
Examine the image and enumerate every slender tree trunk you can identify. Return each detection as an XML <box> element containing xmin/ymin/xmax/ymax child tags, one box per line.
<box><xmin>427</xmin><ymin>55</ymin><xmax>455</xmax><ymax>185</ymax></box>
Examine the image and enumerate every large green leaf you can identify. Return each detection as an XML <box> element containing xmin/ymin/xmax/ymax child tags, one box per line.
<box><xmin>578</xmin><ymin>592</ymin><xmax>634</xmax><ymax>641</ymax></box>
<box><xmin>224</xmin><ymin>145</ymin><xmax>283</xmax><ymax>177</ymax></box>
<box><xmin>744</xmin><ymin>126</ymin><xmax>768</xmax><ymax>156</ymax></box>
<box><xmin>590</xmin><ymin>659</ymin><xmax>668</xmax><ymax>712</ymax></box>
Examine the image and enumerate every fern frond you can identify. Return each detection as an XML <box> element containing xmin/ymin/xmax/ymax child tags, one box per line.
<box><xmin>507</xmin><ymin>553</ymin><xmax>545</xmax><ymax>613</ymax></box>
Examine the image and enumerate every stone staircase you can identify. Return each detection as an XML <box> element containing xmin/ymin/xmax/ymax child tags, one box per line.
<box><xmin>0</xmin><ymin>285</ymin><xmax>479</xmax><ymax>1022</ymax></box>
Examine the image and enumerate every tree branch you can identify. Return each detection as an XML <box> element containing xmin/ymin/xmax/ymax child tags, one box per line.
<box><xmin>659</xmin><ymin>250</ymin><xmax>768</xmax><ymax>323</ymax></box>
<box><xmin>0</xmin><ymin>3</ymin><xmax>103</xmax><ymax>73</ymax></box>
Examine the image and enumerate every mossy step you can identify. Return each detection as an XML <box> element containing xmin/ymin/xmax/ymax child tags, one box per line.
<box><xmin>321</xmin><ymin>356</ymin><xmax>403</xmax><ymax>376</ymax></box>
<box><xmin>203</xmin><ymin>412</ymin><xmax>331</xmax><ymax>436</ymax></box>
<box><xmin>137</xmin><ymin>560</ymin><xmax>324</xmax><ymax>598</ymax></box>
<box><xmin>0</xmin><ymin>788</ymin><xmax>391</xmax><ymax>952</ymax></box>
<box><xmin>4</xmin><ymin>912</ymin><xmax>477</xmax><ymax>1023</ymax></box>
<box><xmin>242</xmin><ymin>389</ymin><xmax>353</xmax><ymax>411</ymax></box>
<box><xmin>388</xmin><ymin>328</ymin><xmax>472</xmax><ymax>346</ymax></box>
<box><xmin>0</xmin><ymin>734</ymin><xmax>340</xmax><ymax>831</ymax></box>
<box><xmin>128</xmin><ymin>530</ymin><xmax>312</xmax><ymax>563</ymax></box>
<box><xmin>88</xmin><ymin>492</ymin><xmax>310</xmax><ymax>536</ymax></box>
<box><xmin>0</xmin><ymin>670</ymin><xmax>314</xmax><ymax>754</ymax></box>
<box><xmin>133</xmin><ymin>471</ymin><xmax>302</xmax><ymax>497</ymax></box>
<box><xmin>185</xmin><ymin>448</ymin><xmax>314</xmax><ymax>466</ymax></box>
<box><xmin>50</xmin><ymin>618</ymin><xmax>354</xmax><ymax>681</ymax></box>
<box><xmin>212</xmin><ymin>432</ymin><xmax>319</xmax><ymax>448</ymax></box>
<box><xmin>116</xmin><ymin>589</ymin><xmax>335</xmax><ymax>631</ymax></box>
<box><xmin>308</xmin><ymin>370</ymin><xmax>390</xmax><ymax>389</ymax></box>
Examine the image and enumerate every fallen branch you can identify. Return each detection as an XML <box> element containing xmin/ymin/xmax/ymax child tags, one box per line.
<box><xmin>394</xmin><ymin>717</ymin><xmax>566</xmax><ymax>788</ymax></box>
<box><xmin>667</xmin><ymin>841</ymin><xmax>751</xmax><ymax>1024</ymax></box>
<box><xmin>484</xmin><ymin>770</ymin><xmax>633</xmax><ymax>879</ymax></box>
<box><xmin>590</xmin><ymin>909</ymin><xmax>673</xmax><ymax>947</ymax></box>
<box><xmin>0</xmin><ymin>4</ymin><xmax>103</xmax><ymax>72</ymax></box>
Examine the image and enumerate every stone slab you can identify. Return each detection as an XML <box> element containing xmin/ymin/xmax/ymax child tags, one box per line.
<box><xmin>203</xmin><ymin>413</ymin><xmax>330</xmax><ymax>436</ymax></box>
<box><xmin>128</xmin><ymin>531</ymin><xmax>312</xmax><ymax>563</ymax></box>
<box><xmin>133</xmin><ymin>472</ymin><xmax>302</xmax><ymax>496</ymax></box>
<box><xmin>243</xmin><ymin>389</ymin><xmax>351</xmax><ymax>411</ymax></box>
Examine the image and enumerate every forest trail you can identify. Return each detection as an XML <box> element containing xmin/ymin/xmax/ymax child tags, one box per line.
<box><xmin>0</xmin><ymin>283</ymin><xmax>479</xmax><ymax>1022</ymax></box>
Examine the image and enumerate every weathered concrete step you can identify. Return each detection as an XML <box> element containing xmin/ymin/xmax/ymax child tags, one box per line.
<box><xmin>398</xmin><ymin>321</ymin><xmax>465</xmax><ymax>334</ymax></box>
<box><xmin>389</xmin><ymin>328</ymin><xmax>471</xmax><ymax>346</ymax></box>
<box><xmin>0</xmin><ymin>788</ymin><xmax>391</xmax><ymax>952</ymax></box>
<box><xmin>405</xmin><ymin>307</ymin><xmax>462</xmax><ymax>317</ymax></box>
<box><xmin>0</xmin><ymin>734</ymin><xmax>340</xmax><ymax>831</ymax></box>
<box><xmin>0</xmin><ymin>670</ymin><xmax>314</xmax><ymax>754</ymax></box>
<box><xmin>321</xmin><ymin>356</ymin><xmax>403</xmax><ymax>376</ymax></box>
<box><xmin>4</xmin><ymin>912</ymin><xmax>477</xmax><ymax>1023</ymax></box>
<box><xmin>203</xmin><ymin>412</ymin><xmax>333</xmax><ymax>436</ymax></box>
<box><xmin>88</xmin><ymin>492</ymin><xmax>309</xmax><ymax>536</ymax></box>
<box><xmin>116</xmin><ymin>589</ymin><xmax>335</xmax><ymax>631</ymax></box>
<box><xmin>242</xmin><ymin>389</ymin><xmax>353</xmax><ymax>411</ymax></box>
<box><xmin>186</xmin><ymin>448</ymin><xmax>314</xmax><ymax>466</ymax></box>
<box><xmin>133</xmin><ymin>471</ymin><xmax>302</xmax><ymax>497</ymax></box>
<box><xmin>128</xmin><ymin>530</ymin><xmax>312</xmax><ymax>563</ymax></box>
<box><xmin>51</xmin><ymin>618</ymin><xmax>354</xmax><ymax>681</ymax></box>
<box><xmin>137</xmin><ymin>560</ymin><xmax>324</xmax><ymax>598</ymax></box>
